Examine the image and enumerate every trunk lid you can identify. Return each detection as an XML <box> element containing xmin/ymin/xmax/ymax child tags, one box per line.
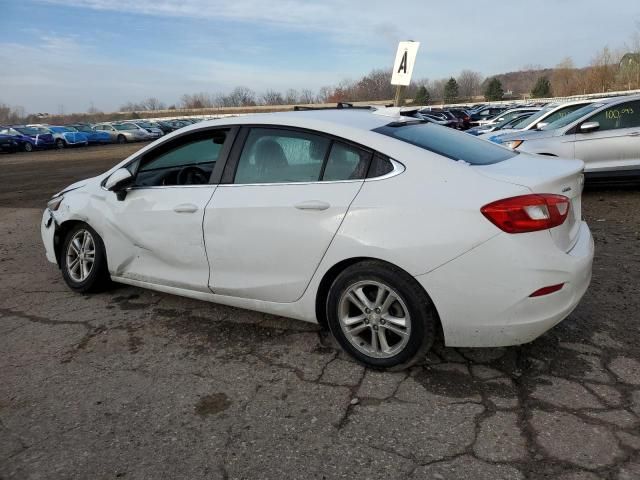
<box><xmin>474</xmin><ymin>153</ymin><xmax>584</xmax><ymax>252</ymax></box>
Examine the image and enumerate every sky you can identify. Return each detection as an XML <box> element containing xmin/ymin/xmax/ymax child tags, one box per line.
<box><xmin>1</xmin><ymin>0</ymin><xmax>639</xmax><ymax>113</ymax></box>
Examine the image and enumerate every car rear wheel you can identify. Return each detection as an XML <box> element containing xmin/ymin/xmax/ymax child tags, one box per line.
<box><xmin>55</xmin><ymin>139</ymin><xmax>65</xmax><ymax>149</ymax></box>
<box><xmin>23</xmin><ymin>142</ymin><xmax>33</xmax><ymax>152</ymax></box>
<box><xmin>61</xmin><ymin>223</ymin><xmax>111</xmax><ymax>293</ymax></box>
<box><xmin>117</xmin><ymin>135</ymin><xmax>126</xmax><ymax>144</ymax></box>
<box><xmin>326</xmin><ymin>260</ymin><xmax>437</xmax><ymax>370</ymax></box>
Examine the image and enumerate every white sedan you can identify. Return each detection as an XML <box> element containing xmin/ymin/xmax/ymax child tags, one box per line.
<box><xmin>41</xmin><ymin>108</ymin><xmax>594</xmax><ymax>369</ymax></box>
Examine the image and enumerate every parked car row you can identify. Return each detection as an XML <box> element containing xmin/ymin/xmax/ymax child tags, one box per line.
<box><xmin>445</xmin><ymin>95</ymin><xmax>640</xmax><ymax>178</ymax></box>
<box><xmin>0</xmin><ymin>117</ymin><xmax>209</xmax><ymax>154</ymax></box>
<box><xmin>399</xmin><ymin>94</ymin><xmax>640</xmax><ymax>178</ymax></box>
<box><xmin>413</xmin><ymin>102</ymin><xmax>550</xmax><ymax>131</ymax></box>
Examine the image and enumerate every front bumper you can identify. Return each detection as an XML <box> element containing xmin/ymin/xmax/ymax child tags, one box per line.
<box><xmin>41</xmin><ymin>209</ymin><xmax>58</xmax><ymax>264</ymax></box>
<box><xmin>416</xmin><ymin>221</ymin><xmax>594</xmax><ymax>347</ymax></box>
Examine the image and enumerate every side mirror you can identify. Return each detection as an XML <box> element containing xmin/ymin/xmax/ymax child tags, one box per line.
<box><xmin>536</xmin><ymin>122</ymin><xmax>549</xmax><ymax>130</ymax></box>
<box><xmin>105</xmin><ymin>168</ymin><xmax>133</xmax><ymax>200</ymax></box>
<box><xmin>580</xmin><ymin>121</ymin><xmax>600</xmax><ymax>133</ymax></box>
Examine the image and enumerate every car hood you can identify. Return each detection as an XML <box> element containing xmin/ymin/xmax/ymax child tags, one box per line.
<box><xmin>482</xmin><ymin>128</ymin><xmax>518</xmax><ymax>140</ymax></box>
<box><xmin>53</xmin><ymin>178</ymin><xmax>92</xmax><ymax>197</ymax></box>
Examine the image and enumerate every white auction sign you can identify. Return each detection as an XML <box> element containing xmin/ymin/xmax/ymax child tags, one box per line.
<box><xmin>391</xmin><ymin>41</ymin><xmax>420</xmax><ymax>86</ymax></box>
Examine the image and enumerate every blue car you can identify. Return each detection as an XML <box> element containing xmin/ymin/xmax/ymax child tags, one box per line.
<box><xmin>0</xmin><ymin>134</ymin><xmax>20</xmax><ymax>153</ymax></box>
<box><xmin>42</xmin><ymin>126</ymin><xmax>89</xmax><ymax>148</ymax></box>
<box><xmin>0</xmin><ymin>126</ymin><xmax>56</xmax><ymax>151</ymax></box>
<box><xmin>67</xmin><ymin>124</ymin><xmax>112</xmax><ymax>144</ymax></box>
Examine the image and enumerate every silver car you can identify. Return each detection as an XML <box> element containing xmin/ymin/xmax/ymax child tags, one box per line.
<box><xmin>494</xmin><ymin>95</ymin><xmax>640</xmax><ymax>178</ymax></box>
<box><xmin>94</xmin><ymin>123</ymin><xmax>153</xmax><ymax>143</ymax></box>
<box><xmin>482</xmin><ymin>100</ymin><xmax>596</xmax><ymax>141</ymax></box>
<box><xmin>126</xmin><ymin>121</ymin><xmax>164</xmax><ymax>139</ymax></box>
<box><xmin>474</xmin><ymin>107</ymin><xmax>541</xmax><ymax>127</ymax></box>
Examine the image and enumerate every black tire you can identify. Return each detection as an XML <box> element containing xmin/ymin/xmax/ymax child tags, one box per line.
<box><xmin>326</xmin><ymin>260</ymin><xmax>437</xmax><ymax>370</ymax></box>
<box><xmin>55</xmin><ymin>138</ymin><xmax>65</xmax><ymax>149</ymax></box>
<box><xmin>117</xmin><ymin>135</ymin><xmax>126</xmax><ymax>144</ymax></box>
<box><xmin>23</xmin><ymin>142</ymin><xmax>33</xmax><ymax>152</ymax></box>
<box><xmin>60</xmin><ymin>223</ymin><xmax>111</xmax><ymax>293</ymax></box>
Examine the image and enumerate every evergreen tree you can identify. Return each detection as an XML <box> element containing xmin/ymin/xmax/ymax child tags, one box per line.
<box><xmin>413</xmin><ymin>85</ymin><xmax>430</xmax><ymax>105</ymax></box>
<box><xmin>484</xmin><ymin>78</ymin><xmax>504</xmax><ymax>101</ymax></box>
<box><xmin>531</xmin><ymin>76</ymin><xmax>553</xmax><ymax>98</ymax></box>
<box><xmin>443</xmin><ymin>77</ymin><xmax>459</xmax><ymax>104</ymax></box>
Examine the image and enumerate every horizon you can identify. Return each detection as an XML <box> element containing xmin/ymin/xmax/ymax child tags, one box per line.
<box><xmin>2</xmin><ymin>0</ymin><xmax>639</xmax><ymax>114</ymax></box>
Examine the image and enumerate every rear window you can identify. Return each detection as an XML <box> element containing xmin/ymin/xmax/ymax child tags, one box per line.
<box><xmin>373</xmin><ymin>122</ymin><xmax>517</xmax><ymax>165</ymax></box>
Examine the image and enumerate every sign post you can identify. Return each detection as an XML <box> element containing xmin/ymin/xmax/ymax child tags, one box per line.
<box><xmin>391</xmin><ymin>41</ymin><xmax>420</xmax><ymax>106</ymax></box>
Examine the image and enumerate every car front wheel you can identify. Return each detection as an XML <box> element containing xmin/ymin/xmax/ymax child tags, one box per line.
<box><xmin>327</xmin><ymin>260</ymin><xmax>437</xmax><ymax>370</ymax></box>
<box><xmin>55</xmin><ymin>139</ymin><xmax>65</xmax><ymax>149</ymax></box>
<box><xmin>117</xmin><ymin>135</ymin><xmax>126</xmax><ymax>144</ymax></box>
<box><xmin>61</xmin><ymin>223</ymin><xmax>111</xmax><ymax>293</ymax></box>
<box><xmin>23</xmin><ymin>142</ymin><xmax>33</xmax><ymax>152</ymax></box>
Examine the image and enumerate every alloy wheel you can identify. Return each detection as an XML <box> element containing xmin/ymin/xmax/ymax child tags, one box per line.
<box><xmin>337</xmin><ymin>280</ymin><xmax>411</xmax><ymax>359</ymax></box>
<box><xmin>66</xmin><ymin>229</ymin><xmax>96</xmax><ymax>282</ymax></box>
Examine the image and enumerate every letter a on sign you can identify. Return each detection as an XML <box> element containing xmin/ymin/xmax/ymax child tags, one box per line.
<box><xmin>391</xmin><ymin>41</ymin><xmax>420</xmax><ymax>86</ymax></box>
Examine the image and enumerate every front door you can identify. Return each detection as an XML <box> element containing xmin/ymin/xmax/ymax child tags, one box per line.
<box><xmin>204</xmin><ymin>127</ymin><xmax>371</xmax><ymax>303</ymax></box>
<box><xmin>101</xmin><ymin>128</ymin><xmax>232</xmax><ymax>291</ymax></box>
<box><xmin>574</xmin><ymin>100</ymin><xmax>640</xmax><ymax>173</ymax></box>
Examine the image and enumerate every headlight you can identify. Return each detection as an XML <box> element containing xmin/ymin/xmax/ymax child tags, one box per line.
<box><xmin>47</xmin><ymin>196</ymin><xmax>64</xmax><ymax>211</ymax></box>
<box><xmin>503</xmin><ymin>140</ymin><xmax>524</xmax><ymax>150</ymax></box>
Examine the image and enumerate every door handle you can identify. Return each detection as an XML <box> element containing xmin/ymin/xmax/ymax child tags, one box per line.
<box><xmin>294</xmin><ymin>200</ymin><xmax>330</xmax><ymax>211</ymax></box>
<box><xmin>173</xmin><ymin>204</ymin><xmax>198</xmax><ymax>213</ymax></box>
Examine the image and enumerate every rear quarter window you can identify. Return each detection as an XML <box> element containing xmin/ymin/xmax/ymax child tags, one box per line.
<box><xmin>373</xmin><ymin>122</ymin><xmax>517</xmax><ymax>165</ymax></box>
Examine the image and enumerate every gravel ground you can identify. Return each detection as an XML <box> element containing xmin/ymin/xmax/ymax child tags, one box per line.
<box><xmin>1</xmin><ymin>145</ymin><xmax>639</xmax><ymax>480</ymax></box>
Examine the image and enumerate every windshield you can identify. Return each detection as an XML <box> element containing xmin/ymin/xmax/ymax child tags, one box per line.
<box><xmin>50</xmin><ymin>127</ymin><xmax>72</xmax><ymax>133</ymax></box>
<box><xmin>541</xmin><ymin>103</ymin><xmax>603</xmax><ymax>130</ymax></box>
<box><xmin>374</xmin><ymin>122</ymin><xmax>518</xmax><ymax>165</ymax></box>
<box><xmin>114</xmin><ymin>124</ymin><xmax>137</xmax><ymax>131</ymax></box>
<box><xmin>512</xmin><ymin>108</ymin><xmax>552</xmax><ymax>129</ymax></box>
<box><xmin>498</xmin><ymin>113</ymin><xmax>533</xmax><ymax>129</ymax></box>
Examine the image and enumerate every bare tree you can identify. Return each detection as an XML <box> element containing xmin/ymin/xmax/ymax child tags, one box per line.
<box><xmin>216</xmin><ymin>86</ymin><xmax>256</xmax><ymax>107</ymax></box>
<box><xmin>429</xmin><ymin>78</ymin><xmax>448</xmax><ymax>101</ymax></box>
<box><xmin>284</xmin><ymin>89</ymin><xmax>299</xmax><ymax>105</ymax></box>
<box><xmin>586</xmin><ymin>47</ymin><xmax>618</xmax><ymax>93</ymax></box>
<box><xmin>317</xmin><ymin>86</ymin><xmax>333</xmax><ymax>103</ymax></box>
<box><xmin>299</xmin><ymin>89</ymin><xmax>316</xmax><ymax>104</ymax></box>
<box><xmin>457</xmin><ymin>70</ymin><xmax>483</xmax><ymax>100</ymax></box>
<box><xmin>261</xmin><ymin>90</ymin><xmax>284</xmax><ymax>105</ymax></box>
<box><xmin>0</xmin><ymin>102</ymin><xmax>26</xmax><ymax>124</ymax></box>
<box><xmin>141</xmin><ymin>97</ymin><xmax>166</xmax><ymax>111</ymax></box>
<box><xmin>551</xmin><ymin>57</ymin><xmax>577</xmax><ymax>97</ymax></box>
<box><xmin>180</xmin><ymin>92</ymin><xmax>213</xmax><ymax>109</ymax></box>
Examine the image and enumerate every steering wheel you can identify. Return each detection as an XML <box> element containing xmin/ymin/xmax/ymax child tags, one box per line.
<box><xmin>176</xmin><ymin>166</ymin><xmax>209</xmax><ymax>185</ymax></box>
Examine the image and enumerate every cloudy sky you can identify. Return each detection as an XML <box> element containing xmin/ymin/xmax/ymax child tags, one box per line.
<box><xmin>2</xmin><ymin>0</ymin><xmax>639</xmax><ymax>113</ymax></box>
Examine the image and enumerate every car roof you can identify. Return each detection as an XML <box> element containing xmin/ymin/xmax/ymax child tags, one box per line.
<box><xmin>193</xmin><ymin>109</ymin><xmax>396</xmax><ymax>133</ymax></box>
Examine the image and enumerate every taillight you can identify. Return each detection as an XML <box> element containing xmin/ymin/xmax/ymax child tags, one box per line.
<box><xmin>481</xmin><ymin>194</ymin><xmax>570</xmax><ymax>234</ymax></box>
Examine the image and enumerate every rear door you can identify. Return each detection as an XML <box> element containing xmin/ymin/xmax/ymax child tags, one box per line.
<box><xmin>573</xmin><ymin>100</ymin><xmax>640</xmax><ymax>173</ymax></box>
<box><xmin>204</xmin><ymin>127</ymin><xmax>371</xmax><ymax>303</ymax></box>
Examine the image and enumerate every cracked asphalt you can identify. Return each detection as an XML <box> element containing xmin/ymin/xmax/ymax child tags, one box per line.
<box><xmin>1</xmin><ymin>146</ymin><xmax>640</xmax><ymax>479</ymax></box>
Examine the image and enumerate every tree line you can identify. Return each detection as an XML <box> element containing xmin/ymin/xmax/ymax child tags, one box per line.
<box><xmin>2</xmin><ymin>27</ymin><xmax>639</xmax><ymax>124</ymax></box>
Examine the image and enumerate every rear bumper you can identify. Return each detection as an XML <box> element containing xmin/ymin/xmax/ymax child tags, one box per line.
<box><xmin>416</xmin><ymin>221</ymin><xmax>594</xmax><ymax>347</ymax></box>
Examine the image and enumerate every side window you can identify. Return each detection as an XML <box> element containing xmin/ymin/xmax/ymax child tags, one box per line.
<box><xmin>234</xmin><ymin>128</ymin><xmax>330</xmax><ymax>184</ymax></box>
<box><xmin>367</xmin><ymin>153</ymin><xmax>394</xmax><ymax>178</ymax></box>
<box><xmin>585</xmin><ymin>101</ymin><xmax>640</xmax><ymax>131</ymax></box>
<box><xmin>322</xmin><ymin>142</ymin><xmax>371</xmax><ymax>181</ymax></box>
<box><xmin>135</xmin><ymin>129</ymin><xmax>228</xmax><ymax>187</ymax></box>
